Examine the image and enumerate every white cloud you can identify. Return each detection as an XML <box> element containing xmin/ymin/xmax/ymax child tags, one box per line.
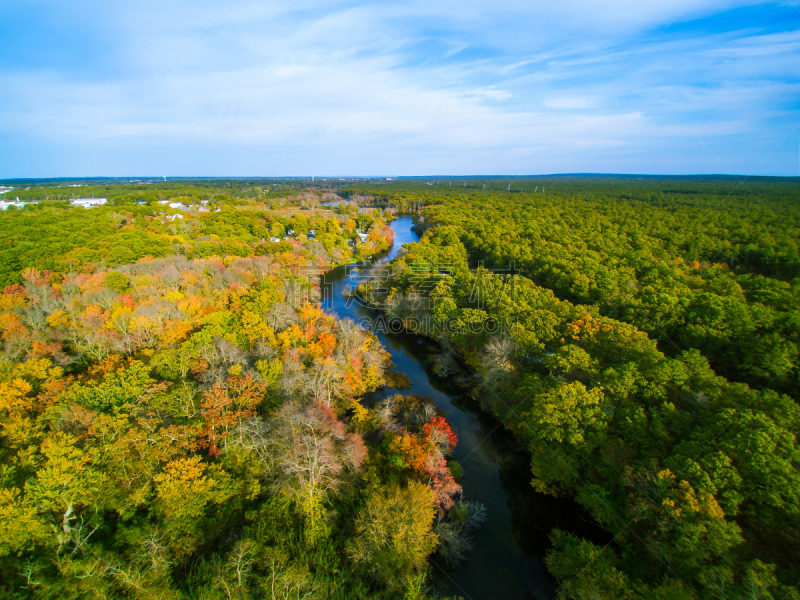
<box><xmin>463</xmin><ymin>87</ymin><xmax>514</xmax><ymax>101</ymax></box>
<box><xmin>0</xmin><ymin>0</ymin><xmax>796</xmax><ymax>176</ymax></box>
<box><xmin>542</xmin><ymin>96</ymin><xmax>597</xmax><ymax>110</ymax></box>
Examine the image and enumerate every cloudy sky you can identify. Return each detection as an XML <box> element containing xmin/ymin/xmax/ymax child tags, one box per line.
<box><xmin>0</xmin><ymin>0</ymin><xmax>798</xmax><ymax>177</ymax></box>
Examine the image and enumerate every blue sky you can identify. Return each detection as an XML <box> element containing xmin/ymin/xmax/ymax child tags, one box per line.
<box><xmin>0</xmin><ymin>0</ymin><xmax>798</xmax><ymax>177</ymax></box>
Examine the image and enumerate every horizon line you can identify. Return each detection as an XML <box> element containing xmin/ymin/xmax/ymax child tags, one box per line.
<box><xmin>2</xmin><ymin>173</ymin><xmax>799</xmax><ymax>183</ymax></box>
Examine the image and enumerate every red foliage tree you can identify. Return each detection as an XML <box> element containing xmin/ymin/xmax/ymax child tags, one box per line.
<box><xmin>423</xmin><ymin>416</ymin><xmax>458</xmax><ymax>453</ymax></box>
<box><xmin>200</xmin><ymin>375</ymin><xmax>265</xmax><ymax>456</ymax></box>
<box><xmin>424</xmin><ymin>452</ymin><xmax>462</xmax><ymax>511</ymax></box>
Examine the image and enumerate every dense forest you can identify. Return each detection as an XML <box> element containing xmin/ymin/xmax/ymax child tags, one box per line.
<box><xmin>0</xmin><ymin>186</ymin><xmax>471</xmax><ymax>599</ymax></box>
<box><xmin>1</xmin><ymin>176</ymin><xmax>799</xmax><ymax>599</ymax></box>
<box><xmin>350</xmin><ymin>176</ymin><xmax>800</xmax><ymax>599</ymax></box>
<box><xmin>0</xmin><ymin>182</ymin><xmax>389</xmax><ymax>289</ymax></box>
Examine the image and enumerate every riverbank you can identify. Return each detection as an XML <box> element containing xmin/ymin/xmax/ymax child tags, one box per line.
<box><xmin>322</xmin><ymin>217</ymin><xmax>609</xmax><ymax>599</ymax></box>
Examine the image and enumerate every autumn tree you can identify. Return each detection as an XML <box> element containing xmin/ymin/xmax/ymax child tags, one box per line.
<box><xmin>347</xmin><ymin>481</ymin><xmax>438</xmax><ymax>592</ymax></box>
<box><xmin>235</xmin><ymin>401</ymin><xmax>366</xmax><ymax>546</ymax></box>
<box><xmin>200</xmin><ymin>375</ymin><xmax>266</xmax><ymax>456</ymax></box>
<box><xmin>152</xmin><ymin>455</ymin><xmax>232</xmax><ymax>558</ymax></box>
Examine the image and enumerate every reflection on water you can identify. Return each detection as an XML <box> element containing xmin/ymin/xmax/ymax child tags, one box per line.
<box><xmin>321</xmin><ymin>217</ymin><xmax>608</xmax><ymax>599</ymax></box>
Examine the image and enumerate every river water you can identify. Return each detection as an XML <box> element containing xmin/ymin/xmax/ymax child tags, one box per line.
<box><xmin>321</xmin><ymin>217</ymin><xmax>604</xmax><ymax>599</ymax></box>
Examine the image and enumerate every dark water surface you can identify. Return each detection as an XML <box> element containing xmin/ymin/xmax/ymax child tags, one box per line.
<box><xmin>321</xmin><ymin>217</ymin><xmax>605</xmax><ymax>599</ymax></box>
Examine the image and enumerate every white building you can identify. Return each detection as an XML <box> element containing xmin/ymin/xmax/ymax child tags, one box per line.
<box><xmin>72</xmin><ymin>198</ymin><xmax>107</xmax><ymax>208</ymax></box>
<box><xmin>0</xmin><ymin>199</ymin><xmax>27</xmax><ymax>210</ymax></box>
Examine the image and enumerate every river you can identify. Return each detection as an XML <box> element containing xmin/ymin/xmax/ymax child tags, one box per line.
<box><xmin>321</xmin><ymin>217</ymin><xmax>605</xmax><ymax>599</ymax></box>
